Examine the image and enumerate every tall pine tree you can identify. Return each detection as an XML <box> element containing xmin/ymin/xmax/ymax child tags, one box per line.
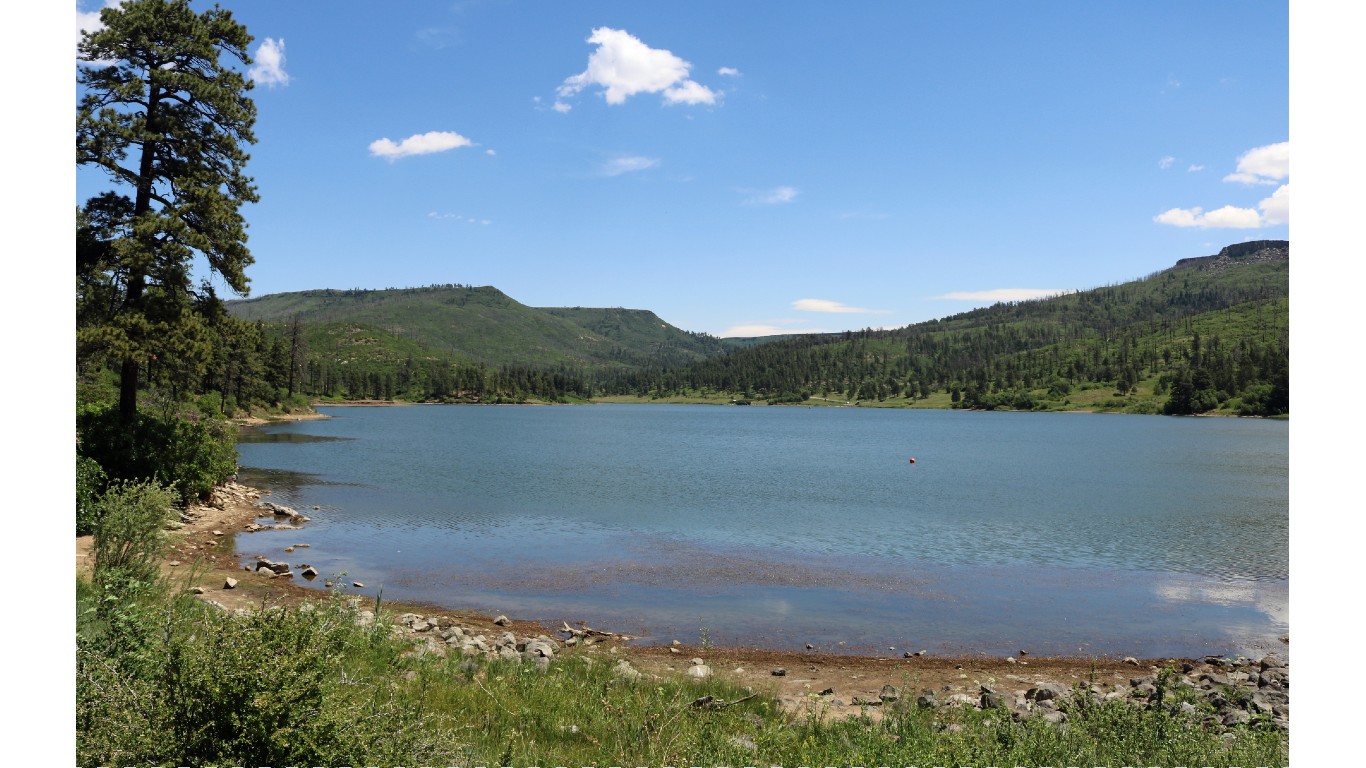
<box><xmin>77</xmin><ymin>0</ymin><xmax>258</xmax><ymax>425</ymax></box>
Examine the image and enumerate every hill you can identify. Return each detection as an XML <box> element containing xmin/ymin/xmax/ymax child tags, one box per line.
<box><xmin>227</xmin><ymin>284</ymin><xmax>730</xmax><ymax>371</ymax></box>
<box><xmin>604</xmin><ymin>241</ymin><xmax>1289</xmax><ymax>416</ymax></box>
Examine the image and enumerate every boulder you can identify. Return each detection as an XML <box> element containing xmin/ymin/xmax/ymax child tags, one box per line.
<box><xmin>771</xmin><ymin>668</ymin><xmax>787</xmax><ymax>677</ymax></box>
<box><xmin>686</xmin><ymin>665</ymin><xmax>713</xmax><ymax>679</ymax></box>
<box><xmin>223</xmin><ymin>577</ymin><xmax>238</xmax><ymax>589</ymax></box>
<box><xmin>493</xmin><ymin>615</ymin><xmax>510</xmax><ymax>626</ymax></box>
<box><xmin>879</xmin><ymin>685</ymin><xmax>900</xmax><ymax>703</ymax></box>
<box><xmin>613</xmin><ymin>660</ymin><xmax>642</xmax><ymax>681</ymax></box>
<box><xmin>1026</xmin><ymin>682</ymin><xmax>1066</xmax><ymax>702</ymax></box>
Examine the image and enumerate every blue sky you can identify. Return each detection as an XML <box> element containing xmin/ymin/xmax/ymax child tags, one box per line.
<box><xmin>72</xmin><ymin>1</ymin><xmax>1289</xmax><ymax>337</ymax></box>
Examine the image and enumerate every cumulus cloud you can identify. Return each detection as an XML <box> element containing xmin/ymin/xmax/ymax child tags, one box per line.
<box><xmin>934</xmin><ymin>288</ymin><xmax>1071</xmax><ymax>302</ymax></box>
<box><xmin>1155</xmin><ymin>142</ymin><xmax>1289</xmax><ymax>229</ymax></box>
<box><xmin>551</xmin><ymin>101</ymin><xmax>572</xmax><ymax>113</ymax></box>
<box><xmin>1152</xmin><ymin>205</ymin><xmax>1263</xmax><ymax>229</ymax></box>
<box><xmin>557</xmin><ymin>27</ymin><xmax>718</xmax><ymax>107</ymax></box>
<box><xmin>602</xmin><ymin>156</ymin><xmax>660</xmax><ymax>176</ymax></box>
<box><xmin>249</xmin><ymin>37</ymin><xmax>289</xmax><ymax>87</ymax></box>
<box><xmin>369</xmin><ymin>130</ymin><xmax>474</xmax><ymax>160</ymax></box>
<box><xmin>1259</xmin><ymin>184</ymin><xmax>1289</xmax><ymax>226</ymax></box>
<box><xmin>1158</xmin><ymin>155</ymin><xmax>1176</xmax><ymax>170</ymax></box>
<box><xmin>718</xmin><ymin>66</ymin><xmax>741</xmax><ymax>77</ymax></box>
<box><xmin>76</xmin><ymin>0</ymin><xmax>120</xmax><ymax>62</ymax></box>
<box><xmin>1188</xmin><ymin>164</ymin><xmax>1205</xmax><ymax>172</ymax></box>
<box><xmin>745</xmin><ymin>186</ymin><xmax>798</xmax><ymax>205</ymax></box>
<box><xmin>1154</xmin><ymin>185</ymin><xmax>1289</xmax><ymax>229</ymax></box>
<box><xmin>793</xmin><ymin>299</ymin><xmax>892</xmax><ymax>314</ymax></box>
<box><xmin>1223</xmin><ymin>141</ymin><xmax>1289</xmax><ymax>185</ymax></box>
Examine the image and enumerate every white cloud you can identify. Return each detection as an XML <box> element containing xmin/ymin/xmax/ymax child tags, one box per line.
<box><xmin>718</xmin><ymin>323</ymin><xmax>828</xmax><ymax>338</ymax></box>
<box><xmin>1187</xmin><ymin>164</ymin><xmax>1205</xmax><ymax>172</ymax></box>
<box><xmin>1153</xmin><ymin>205</ymin><xmax>1262</xmax><ymax>229</ymax></box>
<box><xmin>745</xmin><ymin>186</ymin><xmax>798</xmax><ymax>205</ymax></box>
<box><xmin>1155</xmin><ymin>142</ymin><xmax>1290</xmax><ymax>229</ymax></box>
<box><xmin>485</xmin><ymin>149</ymin><xmax>496</xmax><ymax>156</ymax></box>
<box><xmin>1222</xmin><ymin>141</ymin><xmax>1289</xmax><ymax>185</ymax></box>
<box><xmin>369</xmin><ymin>130</ymin><xmax>474</xmax><ymax>160</ymax></box>
<box><xmin>1259</xmin><ymin>184</ymin><xmax>1289</xmax><ymax>226</ymax></box>
<box><xmin>76</xmin><ymin>0</ymin><xmax>120</xmax><ymax>62</ymax></box>
<box><xmin>428</xmin><ymin>212</ymin><xmax>492</xmax><ymax>225</ymax></box>
<box><xmin>602</xmin><ymin>156</ymin><xmax>660</xmax><ymax>176</ymax></box>
<box><xmin>1158</xmin><ymin>155</ymin><xmax>1176</xmax><ymax>170</ymax></box>
<box><xmin>934</xmin><ymin>288</ymin><xmax>1072</xmax><ymax>302</ymax></box>
<box><xmin>718</xmin><ymin>66</ymin><xmax>741</xmax><ymax>77</ymax></box>
<box><xmin>663</xmin><ymin>79</ymin><xmax>719</xmax><ymax>105</ymax></box>
<box><xmin>249</xmin><ymin>37</ymin><xmax>289</xmax><ymax>88</ymax></box>
<box><xmin>551</xmin><ymin>101</ymin><xmax>572</xmax><ymax>113</ymax></box>
<box><xmin>557</xmin><ymin>27</ymin><xmax>717</xmax><ymax>107</ymax></box>
<box><xmin>793</xmin><ymin>299</ymin><xmax>892</xmax><ymax>314</ymax></box>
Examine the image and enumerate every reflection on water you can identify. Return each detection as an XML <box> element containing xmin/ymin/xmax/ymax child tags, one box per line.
<box><xmin>234</xmin><ymin>405</ymin><xmax>1288</xmax><ymax>658</ymax></box>
<box><xmin>236</xmin><ymin>431</ymin><xmax>353</xmax><ymax>444</ymax></box>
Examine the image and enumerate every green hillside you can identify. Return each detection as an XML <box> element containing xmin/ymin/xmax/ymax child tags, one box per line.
<box><xmin>227</xmin><ymin>285</ymin><xmax>728</xmax><ymax>371</ymax></box>
<box><xmin>605</xmin><ymin>241</ymin><xmax>1289</xmax><ymax>416</ymax></box>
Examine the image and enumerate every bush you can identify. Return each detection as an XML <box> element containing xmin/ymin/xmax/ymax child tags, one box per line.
<box><xmin>92</xmin><ymin>480</ymin><xmax>175</xmax><ymax>587</ymax></box>
<box><xmin>76</xmin><ymin>456</ymin><xmax>107</xmax><ymax>535</ymax></box>
<box><xmin>78</xmin><ymin>405</ymin><xmax>238</xmax><ymax>502</ymax></box>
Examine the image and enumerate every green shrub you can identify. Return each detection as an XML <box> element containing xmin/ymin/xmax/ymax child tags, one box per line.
<box><xmin>78</xmin><ymin>404</ymin><xmax>237</xmax><ymax>502</ymax></box>
<box><xmin>76</xmin><ymin>455</ymin><xmax>107</xmax><ymax>535</ymax></box>
<box><xmin>92</xmin><ymin>480</ymin><xmax>174</xmax><ymax>586</ymax></box>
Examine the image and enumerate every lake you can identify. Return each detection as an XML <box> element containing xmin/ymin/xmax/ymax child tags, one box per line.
<box><xmin>236</xmin><ymin>404</ymin><xmax>1288</xmax><ymax>659</ymax></box>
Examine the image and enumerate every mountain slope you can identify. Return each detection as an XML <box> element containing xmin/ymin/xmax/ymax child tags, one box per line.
<box><xmin>227</xmin><ymin>285</ymin><xmax>728</xmax><ymax>371</ymax></box>
<box><xmin>604</xmin><ymin>241</ymin><xmax>1289</xmax><ymax>415</ymax></box>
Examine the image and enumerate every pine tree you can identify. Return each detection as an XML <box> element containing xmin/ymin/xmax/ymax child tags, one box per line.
<box><xmin>77</xmin><ymin>0</ymin><xmax>258</xmax><ymax>425</ymax></box>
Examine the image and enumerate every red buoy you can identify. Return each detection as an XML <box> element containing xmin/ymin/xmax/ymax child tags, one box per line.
<box><xmin>908</xmin><ymin>457</ymin><xmax>917</xmax><ymax>464</ymax></box>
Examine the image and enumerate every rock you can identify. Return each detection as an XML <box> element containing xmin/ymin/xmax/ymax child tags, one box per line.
<box><xmin>411</xmin><ymin>620</ymin><xmax>432</xmax><ymax>633</ymax></box>
<box><xmin>771</xmin><ymin>668</ymin><xmax>787</xmax><ymax>677</ymax></box>
<box><xmin>879</xmin><ymin>685</ymin><xmax>900</xmax><ymax>703</ymax></box>
<box><xmin>212</xmin><ymin>530</ymin><xmax>224</xmax><ymax>536</ymax></box>
<box><xmin>915</xmin><ymin>694</ymin><xmax>937</xmax><ymax>709</ymax></box>
<box><xmin>686</xmin><ymin>665</ymin><xmax>713</xmax><ymax>679</ymax></box>
<box><xmin>268</xmin><ymin>562</ymin><xmax>290</xmax><ymax>574</ymax></box>
<box><xmin>352</xmin><ymin>581</ymin><xmax>363</xmax><ymax>588</ymax></box>
<box><xmin>946</xmin><ymin>693</ymin><xmax>978</xmax><ymax>707</ymax></box>
<box><xmin>981</xmin><ymin>691</ymin><xmax>1006</xmax><ymax>710</ymax></box>
<box><xmin>1006</xmin><ymin>656</ymin><xmax>1017</xmax><ymax>664</ymax></box>
<box><xmin>191</xmin><ymin>586</ymin><xmax>205</xmax><ymax>594</ymax></box>
<box><xmin>1040</xmin><ymin>710</ymin><xmax>1066</xmax><ymax>725</ymax></box>
<box><xmin>613</xmin><ymin>660</ymin><xmax>641</xmax><ymax>681</ymax></box>
<box><xmin>1221</xmin><ymin>709</ymin><xmax>1252</xmax><ymax>727</ymax></box>
<box><xmin>819</xmin><ymin>687</ymin><xmax>834</xmax><ymax>696</ymax></box>
<box><xmin>300</xmin><ymin>566</ymin><xmax>319</xmax><ymax>579</ymax></box>
<box><xmin>295</xmin><ymin>543</ymin><xmax>310</xmax><ymax>548</ymax></box>
<box><xmin>903</xmin><ymin>651</ymin><xmax>914</xmax><ymax>658</ymax></box>
<box><xmin>669</xmin><ymin>647</ymin><xmax>680</xmax><ymax>654</ymax></box>
<box><xmin>493</xmin><ymin>615</ymin><xmax>510</xmax><ymax>626</ymax></box>
<box><xmin>1122</xmin><ymin>657</ymin><xmax>1140</xmax><ymax>666</ymax></box>
<box><xmin>533</xmin><ymin>656</ymin><xmax>551</xmax><ymax>672</ymax></box>
<box><xmin>1259</xmin><ymin>653</ymin><xmax>1285</xmax><ymax>671</ymax></box>
<box><xmin>284</xmin><ymin>546</ymin><xmax>295</xmax><ymax>553</ymax></box>
<box><xmin>1199</xmin><ymin>672</ymin><xmax>1231</xmax><ymax>688</ymax></box>
<box><xmin>223</xmin><ymin>577</ymin><xmax>238</xmax><ymax>589</ymax></box>
<box><xmin>1026</xmin><ymin>682</ymin><xmax>1066</xmax><ymax>702</ymax></box>
<box><xmin>1258</xmin><ymin>667</ymin><xmax>1289</xmax><ymax>690</ymax></box>
<box><xmin>806</xmin><ymin>643</ymin><xmax>815</xmax><ymax>650</ymax></box>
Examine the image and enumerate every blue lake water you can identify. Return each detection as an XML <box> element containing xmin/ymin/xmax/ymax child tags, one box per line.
<box><xmin>236</xmin><ymin>404</ymin><xmax>1288</xmax><ymax>659</ymax></box>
